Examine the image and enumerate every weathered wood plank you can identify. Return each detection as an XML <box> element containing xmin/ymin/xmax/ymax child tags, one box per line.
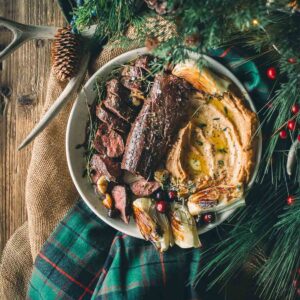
<box><xmin>0</xmin><ymin>0</ymin><xmax>65</xmax><ymax>255</ymax></box>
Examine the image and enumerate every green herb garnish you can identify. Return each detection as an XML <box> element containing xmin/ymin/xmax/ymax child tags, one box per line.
<box><xmin>218</xmin><ymin>160</ymin><xmax>224</xmax><ymax>167</ymax></box>
<box><xmin>217</xmin><ymin>148</ymin><xmax>228</xmax><ymax>153</ymax></box>
<box><xmin>224</xmin><ymin>106</ymin><xmax>229</xmax><ymax>115</ymax></box>
<box><xmin>198</xmin><ymin>123</ymin><xmax>207</xmax><ymax>129</ymax></box>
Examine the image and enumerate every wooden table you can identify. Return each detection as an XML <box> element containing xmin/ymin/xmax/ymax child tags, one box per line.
<box><xmin>0</xmin><ymin>0</ymin><xmax>65</xmax><ymax>256</ymax></box>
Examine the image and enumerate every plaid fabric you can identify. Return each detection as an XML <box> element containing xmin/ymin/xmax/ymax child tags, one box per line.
<box><xmin>27</xmin><ymin>48</ymin><xmax>270</xmax><ymax>300</ymax></box>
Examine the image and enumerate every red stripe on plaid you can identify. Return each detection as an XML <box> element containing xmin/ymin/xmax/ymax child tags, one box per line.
<box><xmin>219</xmin><ymin>47</ymin><xmax>232</xmax><ymax>58</ymax></box>
<box><xmin>159</xmin><ymin>253</ymin><xmax>166</xmax><ymax>287</ymax></box>
<box><xmin>111</xmin><ymin>234</ymin><xmax>128</xmax><ymax>247</ymax></box>
<box><xmin>78</xmin><ymin>268</ymin><xmax>107</xmax><ymax>300</ymax></box>
<box><xmin>39</xmin><ymin>252</ymin><xmax>94</xmax><ymax>295</ymax></box>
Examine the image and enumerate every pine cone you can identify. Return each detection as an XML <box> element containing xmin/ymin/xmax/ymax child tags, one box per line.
<box><xmin>144</xmin><ymin>0</ymin><xmax>178</xmax><ymax>14</ymax></box>
<box><xmin>51</xmin><ymin>26</ymin><xmax>82</xmax><ymax>82</ymax></box>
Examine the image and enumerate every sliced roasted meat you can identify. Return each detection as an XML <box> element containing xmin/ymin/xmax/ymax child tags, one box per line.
<box><xmin>121</xmin><ymin>66</ymin><xmax>144</xmax><ymax>91</ymax></box>
<box><xmin>134</xmin><ymin>55</ymin><xmax>151</xmax><ymax>70</ymax></box>
<box><xmin>103</xmin><ymin>79</ymin><xmax>136</xmax><ymax>122</ymax></box>
<box><xmin>121</xmin><ymin>74</ymin><xmax>190</xmax><ymax>178</ymax></box>
<box><xmin>93</xmin><ymin>123</ymin><xmax>109</xmax><ymax>155</ymax></box>
<box><xmin>120</xmin><ymin>56</ymin><xmax>151</xmax><ymax>92</ymax></box>
<box><xmin>130</xmin><ymin>178</ymin><xmax>160</xmax><ymax>197</ymax></box>
<box><xmin>93</xmin><ymin>123</ymin><xmax>125</xmax><ymax>158</ymax></box>
<box><xmin>96</xmin><ymin>103</ymin><xmax>129</xmax><ymax>133</ymax></box>
<box><xmin>90</xmin><ymin>154</ymin><xmax>121</xmax><ymax>182</ymax></box>
<box><xmin>103</xmin><ymin>130</ymin><xmax>125</xmax><ymax>158</ymax></box>
<box><xmin>112</xmin><ymin>185</ymin><xmax>130</xmax><ymax>224</ymax></box>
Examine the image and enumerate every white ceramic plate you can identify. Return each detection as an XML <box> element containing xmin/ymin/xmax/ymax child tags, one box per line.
<box><xmin>66</xmin><ymin>47</ymin><xmax>262</xmax><ymax>239</ymax></box>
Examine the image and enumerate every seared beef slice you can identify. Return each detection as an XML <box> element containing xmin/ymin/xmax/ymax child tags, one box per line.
<box><xmin>93</xmin><ymin>123</ymin><xmax>109</xmax><ymax>155</ymax></box>
<box><xmin>96</xmin><ymin>103</ymin><xmax>129</xmax><ymax>133</ymax></box>
<box><xmin>121</xmin><ymin>75</ymin><xmax>190</xmax><ymax>178</ymax></box>
<box><xmin>121</xmin><ymin>55</ymin><xmax>151</xmax><ymax>92</ymax></box>
<box><xmin>103</xmin><ymin>130</ymin><xmax>125</xmax><ymax>158</ymax></box>
<box><xmin>121</xmin><ymin>65</ymin><xmax>143</xmax><ymax>92</ymax></box>
<box><xmin>130</xmin><ymin>178</ymin><xmax>160</xmax><ymax>197</ymax></box>
<box><xmin>112</xmin><ymin>185</ymin><xmax>130</xmax><ymax>224</ymax></box>
<box><xmin>103</xmin><ymin>79</ymin><xmax>136</xmax><ymax>122</ymax></box>
<box><xmin>90</xmin><ymin>154</ymin><xmax>121</xmax><ymax>182</ymax></box>
<box><xmin>93</xmin><ymin>123</ymin><xmax>125</xmax><ymax>158</ymax></box>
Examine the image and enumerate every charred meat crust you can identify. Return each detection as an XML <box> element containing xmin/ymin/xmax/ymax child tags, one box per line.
<box><xmin>96</xmin><ymin>103</ymin><xmax>130</xmax><ymax>133</ymax></box>
<box><xmin>103</xmin><ymin>79</ymin><xmax>137</xmax><ymax>122</ymax></box>
<box><xmin>121</xmin><ymin>55</ymin><xmax>151</xmax><ymax>92</ymax></box>
<box><xmin>90</xmin><ymin>154</ymin><xmax>121</xmax><ymax>182</ymax></box>
<box><xmin>130</xmin><ymin>178</ymin><xmax>160</xmax><ymax>197</ymax></box>
<box><xmin>121</xmin><ymin>74</ymin><xmax>191</xmax><ymax>178</ymax></box>
<box><xmin>93</xmin><ymin>123</ymin><xmax>125</xmax><ymax>158</ymax></box>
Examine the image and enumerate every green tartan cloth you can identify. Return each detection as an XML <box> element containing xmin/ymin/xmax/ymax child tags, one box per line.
<box><xmin>27</xmin><ymin>48</ymin><xmax>270</xmax><ymax>300</ymax></box>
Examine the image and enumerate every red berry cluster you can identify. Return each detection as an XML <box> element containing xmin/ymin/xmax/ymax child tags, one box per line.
<box><xmin>279</xmin><ymin>104</ymin><xmax>300</xmax><ymax>140</ymax></box>
<box><xmin>154</xmin><ymin>190</ymin><xmax>177</xmax><ymax>213</ymax></box>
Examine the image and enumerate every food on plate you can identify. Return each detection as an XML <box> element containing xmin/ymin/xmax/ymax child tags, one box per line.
<box><xmin>121</xmin><ymin>74</ymin><xmax>190</xmax><ymax>178</ymax></box>
<box><xmin>96</xmin><ymin>103</ymin><xmax>130</xmax><ymax>133</ymax></box>
<box><xmin>86</xmin><ymin>55</ymin><xmax>258</xmax><ymax>252</ymax></box>
<box><xmin>90</xmin><ymin>154</ymin><xmax>121</xmax><ymax>182</ymax></box>
<box><xmin>93</xmin><ymin>123</ymin><xmax>125</xmax><ymax>158</ymax></box>
<box><xmin>112</xmin><ymin>185</ymin><xmax>130</xmax><ymax>224</ymax></box>
<box><xmin>169</xmin><ymin>203</ymin><xmax>201</xmax><ymax>248</ymax></box>
<box><xmin>165</xmin><ymin>76</ymin><xmax>257</xmax><ymax>215</ymax></box>
<box><xmin>129</xmin><ymin>178</ymin><xmax>161</xmax><ymax>197</ymax></box>
<box><xmin>103</xmin><ymin>79</ymin><xmax>137</xmax><ymax>122</ymax></box>
<box><xmin>132</xmin><ymin>198</ymin><xmax>174</xmax><ymax>252</ymax></box>
<box><xmin>96</xmin><ymin>175</ymin><xmax>109</xmax><ymax>194</ymax></box>
<box><xmin>172</xmin><ymin>60</ymin><xmax>230</xmax><ymax>95</ymax></box>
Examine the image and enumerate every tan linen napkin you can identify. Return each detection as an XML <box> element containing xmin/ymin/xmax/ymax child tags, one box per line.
<box><xmin>0</xmin><ymin>39</ymin><xmax>139</xmax><ymax>299</ymax></box>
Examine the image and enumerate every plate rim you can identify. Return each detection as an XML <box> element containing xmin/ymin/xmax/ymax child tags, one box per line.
<box><xmin>66</xmin><ymin>47</ymin><xmax>262</xmax><ymax>238</ymax></box>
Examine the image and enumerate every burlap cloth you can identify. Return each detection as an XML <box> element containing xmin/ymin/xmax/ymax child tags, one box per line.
<box><xmin>0</xmin><ymin>41</ymin><xmax>139</xmax><ymax>299</ymax></box>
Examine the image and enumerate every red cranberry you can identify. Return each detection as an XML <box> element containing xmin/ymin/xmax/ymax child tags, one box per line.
<box><xmin>168</xmin><ymin>190</ymin><xmax>177</xmax><ymax>201</ymax></box>
<box><xmin>202</xmin><ymin>213</ymin><xmax>215</xmax><ymax>224</ymax></box>
<box><xmin>155</xmin><ymin>201</ymin><xmax>167</xmax><ymax>213</ymax></box>
<box><xmin>288</xmin><ymin>57</ymin><xmax>297</xmax><ymax>64</ymax></box>
<box><xmin>291</xmin><ymin>104</ymin><xmax>300</xmax><ymax>114</ymax></box>
<box><xmin>266</xmin><ymin>67</ymin><xmax>277</xmax><ymax>80</ymax></box>
<box><xmin>287</xmin><ymin>195</ymin><xmax>295</xmax><ymax>206</ymax></box>
<box><xmin>287</xmin><ymin>120</ymin><xmax>297</xmax><ymax>131</ymax></box>
<box><xmin>279</xmin><ymin>130</ymin><xmax>287</xmax><ymax>139</ymax></box>
<box><xmin>298</xmin><ymin>134</ymin><xmax>300</xmax><ymax>142</ymax></box>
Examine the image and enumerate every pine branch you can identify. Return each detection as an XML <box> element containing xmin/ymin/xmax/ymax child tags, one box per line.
<box><xmin>192</xmin><ymin>183</ymin><xmax>287</xmax><ymax>289</ymax></box>
<box><xmin>257</xmin><ymin>192</ymin><xmax>300</xmax><ymax>300</ymax></box>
